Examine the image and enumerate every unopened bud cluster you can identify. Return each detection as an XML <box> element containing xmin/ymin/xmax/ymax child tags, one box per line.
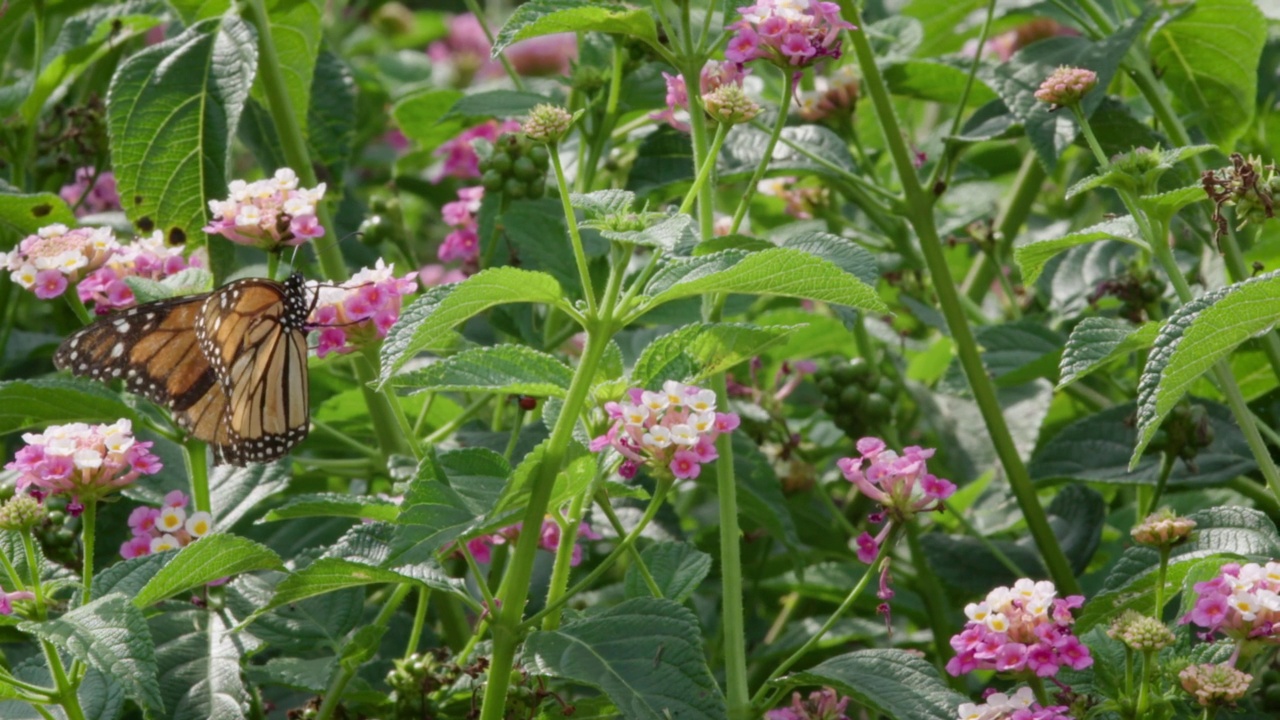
<box><xmin>704</xmin><ymin>84</ymin><xmax>761</xmax><ymax>125</ymax></box>
<box><xmin>1106</xmin><ymin>610</ymin><xmax>1174</xmax><ymax>652</ymax></box>
<box><xmin>0</xmin><ymin>495</ymin><xmax>46</xmax><ymax>531</ymax></box>
<box><xmin>522</xmin><ymin>104</ymin><xmax>573</xmax><ymax>143</ymax></box>
<box><xmin>1130</xmin><ymin>508</ymin><xmax>1196</xmax><ymax>547</ymax></box>
<box><xmin>1034</xmin><ymin>65</ymin><xmax>1097</xmax><ymax>109</ymax></box>
<box><xmin>1180</xmin><ymin>663</ymin><xmax>1251</xmax><ymax>707</ymax></box>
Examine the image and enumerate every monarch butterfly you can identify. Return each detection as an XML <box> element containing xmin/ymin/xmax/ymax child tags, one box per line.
<box><xmin>53</xmin><ymin>274</ymin><xmax>312</xmax><ymax>466</ymax></box>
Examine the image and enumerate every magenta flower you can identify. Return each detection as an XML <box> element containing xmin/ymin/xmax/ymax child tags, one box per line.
<box><xmin>309</xmin><ymin>260</ymin><xmax>417</xmax><ymax>358</ymax></box>
<box><xmin>728</xmin><ymin>0</ymin><xmax>854</xmax><ymax>69</ymax></box>
<box><xmin>653</xmin><ymin>62</ymin><xmax>751</xmax><ymax>131</ymax></box>
<box><xmin>59</xmin><ymin>167</ymin><xmax>121</xmax><ymax>217</ymax></box>
<box><xmin>2</xmin><ymin>223</ymin><xmax>118</xmax><ymax>301</ymax></box>
<box><xmin>434</xmin><ymin>121</ymin><xmax>519</xmax><ymax>181</ymax></box>
<box><xmin>5</xmin><ymin>420</ymin><xmax>162</xmax><ymax>504</ymax></box>
<box><xmin>120</xmin><ymin>491</ymin><xmax>214</xmax><ymax>559</ymax></box>
<box><xmin>0</xmin><ymin>588</ymin><xmax>36</xmax><ymax>616</ymax></box>
<box><xmin>203</xmin><ymin>169</ymin><xmax>326</xmax><ymax>251</ymax></box>
<box><xmin>764</xmin><ymin>687</ymin><xmax>850</xmax><ymax>719</ymax></box>
<box><xmin>76</xmin><ymin>230</ymin><xmax>206</xmax><ymax>312</ymax></box>
<box><xmin>438</xmin><ymin>186</ymin><xmax>484</xmax><ymax>265</ymax></box>
<box><xmin>670</xmin><ymin>450</ymin><xmax>702</xmax><ymax>479</ymax></box>
<box><xmin>957</xmin><ymin>687</ymin><xmax>1072</xmax><ymax>720</ymax></box>
<box><xmin>946</xmin><ymin>579</ymin><xmax>1091</xmax><ymax>680</ymax></box>
<box><xmin>1182</xmin><ymin>561</ymin><xmax>1280</xmax><ymax>648</ymax></box>
<box><xmin>34</xmin><ymin>269</ymin><xmax>67</xmax><ymax>299</ymax></box>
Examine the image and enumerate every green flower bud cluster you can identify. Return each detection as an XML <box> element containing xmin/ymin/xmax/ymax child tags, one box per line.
<box><xmin>0</xmin><ymin>495</ymin><xmax>45</xmax><ymax>531</ymax></box>
<box><xmin>1106</xmin><ymin>610</ymin><xmax>1174</xmax><ymax>652</ymax></box>
<box><xmin>1149</xmin><ymin>400</ymin><xmax>1214</xmax><ymax>467</ymax></box>
<box><xmin>479</xmin><ymin>132</ymin><xmax>550</xmax><ymax>200</ymax></box>
<box><xmin>813</xmin><ymin>358</ymin><xmax>900</xmax><ymax>439</ymax></box>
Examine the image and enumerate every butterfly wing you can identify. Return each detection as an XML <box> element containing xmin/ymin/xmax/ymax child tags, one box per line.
<box><xmin>198</xmin><ymin>278</ymin><xmax>310</xmax><ymax>465</ymax></box>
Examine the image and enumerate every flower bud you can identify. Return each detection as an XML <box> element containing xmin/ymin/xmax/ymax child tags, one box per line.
<box><xmin>0</xmin><ymin>495</ymin><xmax>46</xmax><ymax>531</ymax></box>
<box><xmin>1180</xmin><ymin>663</ymin><xmax>1251</xmax><ymax>707</ymax></box>
<box><xmin>704</xmin><ymin>84</ymin><xmax>761</xmax><ymax>125</ymax></box>
<box><xmin>1131</xmin><ymin>508</ymin><xmax>1196</xmax><ymax>547</ymax></box>
<box><xmin>522</xmin><ymin>104</ymin><xmax>573</xmax><ymax>143</ymax></box>
<box><xmin>1033</xmin><ymin>65</ymin><xmax>1098</xmax><ymax>109</ymax></box>
<box><xmin>1107</xmin><ymin>610</ymin><xmax>1174</xmax><ymax>652</ymax></box>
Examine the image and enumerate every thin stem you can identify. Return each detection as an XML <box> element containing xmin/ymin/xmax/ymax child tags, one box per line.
<box><xmin>315</xmin><ymin>583</ymin><xmax>412</xmax><ymax>720</ymax></box>
<box><xmin>461</xmin><ymin>545</ymin><xmax>498</xmax><ymax>611</ymax></box>
<box><xmin>502</xmin><ymin>407</ymin><xmax>526</xmax><ymax>461</ymax></box>
<box><xmin>711</xmin><ymin>376</ymin><xmax>750</xmax><ymax>719</ymax></box>
<box><xmin>424</xmin><ymin>396</ymin><xmax>490</xmax><ymax>443</ymax></box>
<box><xmin>594</xmin><ymin>492</ymin><xmax>663</xmax><ymax>597</ymax></box>
<box><xmin>310</xmin><ymin>418</ymin><xmax>381</xmax><ymax>459</ymax></box>
<box><xmin>182</xmin><ymin>441</ymin><xmax>212</xmax><ymax>514</ymax></box>
<box><xmin>461</xmin><ymin>0</ymin><xmax>525</xmax><ymax>91</ymax></box>
<box><xmin>965</xmin><ymin>153</ymin><xmax>1045</xmax><ymax>304</ymax></box>
<box><xmin>0</xmin><ymin>542</ymin><xmax>27</xmax><ymax>593</ymax></box>
<box><xmin>541</xmin><ymin>492</ymin><xmax>590</xmax><ymax>630</ymax></box>
<box><xmin>928</xmin><ymin>0</ymin><xmax>998</xmax><ymax>192</ymax></box>
<box><xmin>580</xmin><ymin>41</ymin><xmax>626</xmax><ymax>190</ymax></box>
<box><xmin>679</xmin><ymin>121</ymin><xmax>730</xmax><ymax>215</ymax></box>
<box><xmin>549</xmin><ymin>145</ymin><xmax>599</xmax><ymax>317</ymax></box>
<box><xmin>404</xmin><ymin>587</ymin><xmax>429</xmax><ymax>660</ymax></box>
<box><xmin>729</xmin><ymin>70</ymin><xmax>796</xmax><ymax>234</ymax></box>
<box><xmin>1153</xmin><ymin>547</ymin><xmax>1171</xmax><ymax>620</ymax></box>
<box><xmin>1143</xmin><ymin>452</ymin><xmax>1176</xmax><ymax>519</ymax></box>
<box><xmin>79</xmin><ymin>498</ymin><xmax>96</xmax><ymax>604</ymax></box>
<box><xmin>0</xmin><ymin>667</ymin><xmax>55</xmax><ymax>698</ymax></box>
<box><xmin>21</xmin><ymin>533</ymin><xmax>44</xmax><ymax>617</ymax></box>
<box><xmin>905</xmin><ymin>523</ymin><xmax>958</xmax><ymax>687</ymax></box>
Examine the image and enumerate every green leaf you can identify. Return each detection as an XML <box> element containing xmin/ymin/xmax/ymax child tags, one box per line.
<box><xmin>0</xmin><ymin>192</ymin><xmax>77</xmax><ymax>243</ymax></box>
<box><xmin>921</xmin><ymin>533</ymin><xmax>1045</xmax><ymax>594</ymax></box>
<box><xmin>263</xmin><ymin>493</ymin><xmax>402</xmax><ymax>523</ymax></box>
<box><xmin>94</xmin><ymin>553</ymin><xmax>172</xmax><ymax>601</ymax></box>
<box><xmin>307</xmin><ymin>50</ymin><xmax>357</xmax><ymax>181</ymax></box>
<box><xmin>252</xmin><ymin>0</ymin><xmax>322</xmax><ymax>138</ymax></box>
<box><xmin>134</xmin><ymin>534</ymin><xmax>283</xmax><ymax>607</ymax></box>
<box><xmin>1032</xmin><ymin>401</ymin><xmax>1254</xmax><ymax>488</ymax></box>
<box><xmin>1140</xmin><ymin>185</ymin><xmax>1207</xmax><ymax>223</ymax></box>
<box><xmin>975</xmin><ymin>321</ymin><xmax>1063</xmax><ymax>387</ymax></box>
<box><xmin>151</xmin><ymin>608</ymin><xmax>252</xmax><ymax>720</ymax></box>
<box><xmin>379</xmin><ymin>268</ymin><xmax>565</xmax><ymax>383</ymax></box>
<box><xmin>630</xmin><ymin>322</ymin><xmax>799</xmax><ymax>390</ymax></box>
<box><xmin>1013</xmin><ymin>216</ymin><xmax>1144</xmax><ymax>286</ymax></box>
<box><xmin>734</xmin><ymin>435</ymin><xmax>802</xmax><ymax>555</ymax></box>
<box><xmin>318</xmin><ymin>522</ymin><xmax>464</xmax><ymax>596</ymax></box>
<box><xmin>777</xmin><ymin>231</ymin><xmax>880</xmax><ymax>287</ymax></box>
<box><xmin>20</xmin><ymin>1</ymin><xmax>162</xmax><ymax>124</ymax></box>
<box><xmin>1132</xmin><ymin>271</ymin><xmax>1280</xmax><ymax>467</ymax></box>
<box><xmin>388</xmin><ymin>454</ymin><xmax>502</xmax><ymax>566</ymax></box>
<box><xmin>210</xmin><ymin>461</ymin><xmax>292</xmax><ymax>528</ymax></box>
<box><xmin>774</xmin><ymin>649</ymin><xmax>965</xmax><ymax>720</ymax></box>
<box><xmin>21</xmin><ymin>594</ymin><xmax>163</xmax><ymax>713</ymax></box>
<box><xmin>441</xmin><ymin>90</ymin><xmax>555</xmax><ymax>121</ymax></box>
<box><xmin>571</xmin><ymin>189</ymin><xmax>636</xmax><ymax>217</ymax></box>
<box><xmin>492</xmin><ymin>439</ymin><xmax>591</xmax><ymax>517</ymax></box>
<box><xmin>391</xmin><ymin>88</ymin><xmax>465</xmax><ymax>151</ymax></box>
<box><xmin>719</xmin><ymin>124</ymin><xmax>857</xmax><ymax>185</ymax></box>
<box><xmin>267</xmin><ymin>558</ymin><xmax>415</xmax><ymax>610</ymax></box>
<box><xmin>624</xmin><ymin>542</ymin><xmax>711</xmax><ymax>603</ymax></box>
<box><xmin>0</xmin><ymin>377</ymin><xmax>139</xmax><ymax>433</ymax></box>
<box><xmin>107</xmin><ymin>15</ymin><xmax>257</xmax><ymax>248</ymax></box>
<box><xmin>493</xmin><ymin>0</ymin><xmax>657</xmax><ymax>54</ymax></box>
<box><xmin>1149</xmin><ymin>0</ymin><xmax>1265</xmax><ymax>149</ymax></box>
<box><xmin>391</xmin><ymin>344</ymin><xmax>574</xmax><ymax>397</ymax></box>
<box><xmin>522</xmin><ymin>598</ymin><xmax>727</xmax><ymax>720</ymax></box>
<box><xmin>169</xmin><ymin>0</ymin><xmax>231</xmax><ymax>23</ymax></box>
<box><xmin>1058</xmin><ymin>317</ymin><xmax>1159</xmax><ymax>389</ymax></box>
<box><xmin>628</xmin><ymin>127</ymin><xmax>693</xmax><ymax>198</ymax></box>
<box><xmin>883</xmin><ymin>59</ymin><xmax>997</xmax><ymax>105</ymax></box>
<box><xmin>598</xmin><ymin>214</ymin><xmax>698</xmax><ymax>253</ymax></box>
<box><xmin>644</xmin><ymin>249</ymin><xmax>886</xmax><ymax>313</ymax></box>
<box><xmin>1078</xmin><ymin>507</ymin><xmax>1280</xmax><ymax>631</ymax></box>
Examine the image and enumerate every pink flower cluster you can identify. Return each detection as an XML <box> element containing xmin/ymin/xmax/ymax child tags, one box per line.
<box><xmin>439</xmin><ymin>186</ymin><xmax>484</xmax><ymax>264</ymax></box>
<box><xmin>957</xmin><ymin>687</ymin><xmax>1072</xmax><ymax>720</ymax></box>
<box><xmin>418</xmin><ymin>264</ymin><xmax>468</xmax><ymax>287</ymax></box>
<box><xmin>837</xmin><ymin>438</ymin><xmax>955</xmax><ymax>563</ymax></box>
<box><xmin>463</xmin><ymin>517</ymin><xmax>601</xmax><ymax>567</ymax></box>
<box><xmin>590</xmin><ymin>381</ymin><xmax>740</xmax><ymax>481</ymax></box>
<box><xmin>435</xmin><ymin>120</ymin><xmax>520</xmax><ymax>181</ymax></box>
<box><xmin>655</xmin><ymin>62</ymin><xmax>750</xmax><ymax>131</ymax></box>
<box><xmin>77</xmin><ymin>231</ymin><xmax>207</xmax><ymax>312</ymax></box>
<box><xmin>120</xmin><ymin>490</ymin><xmax>214</xmax><ymax>559</ymax></box>
<box><xmin>727</xmin><ymin>0</ymin><xmax>854</xmax><ymax>68</ymax></box>
<box><xmin>427</xmin><ymin>14</ymin><xmax>576</xmax><ymax>81</ymax></box>
<box><xmin>203</xmin><ymin>168</ymin><xmax>326</xmax><ymax>250</ymax></box>
<box><xmin>2</xmin><ymin>223</ymin><xmax>117</xmax><ymax>299</ymax></box>
<box><xmin>5</xmin><ymin>420</ymin><xmax>162</xmax><ymax>503</ymax></box>
<box><xmin>0</xmin><ymin>588</ymin><xmax>36</xmax><ymax>616</ymax></box>
<box><xmin>59</xmin><ymin>167</ymin><xmax>120</xmax><ymax>217</ymax></box>
<box><xmin>312</xmin><ymin>260</ymin><xmax>418</xmax><ymax>358</ymax></box>
<box><xmin>947</xmin><ymin>579</ymin><xmax>1092</xmax><ymax>679</ymax></box>
<box><xmin>765</xmin><ymin>687</ymin><xmax>850</xmax><ymax>719</ymax></box>
<box><xmin>1183</xmin><ymin>561</ymin><xmax>1280</xmax><ymax>644</ymax></box>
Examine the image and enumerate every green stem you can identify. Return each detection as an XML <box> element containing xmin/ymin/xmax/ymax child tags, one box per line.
<box><xmin>729</xmin><ymin>69</ymin><xmax>796</xmax><ymax>235</ymax></box>
<box><xmin>678</xmin><ymin>122</ymin><xmax>730</xmax><ymax>215</ymax></box>
<box><xmin>595</xmin><ymin>492</ymin><xmax>663</xmax><ymax>597</ymax></box>
<box><xmin>1028</xmin><ymin>675</ymin><xmax>1050</xmax><ymax>706</ymax></box>
<box><xmin>266</xmin><ymin>252</ymin><xmax>280</xmax><ymax>282</ymax></box>
<box><xmin>462</xmin><ymin>0</ymin><xmax>525</xmax><ymax>91</ymax></box>
<box><xmin>1070</xmin><ymin>105</ymin><xmax>1109</xmax><ymax>169</ymax></box>
<box><xmin>1153</xmin><ymin>547</ymin><xmax>1171</xmax><ymax>620</ymax></box>
<box><xmin>79</xmin><ymin>498</ymin><xmax>96</xmax><ymax>604</ymax></box>
<box><xmin>502</xmin><ymin>407</ymin><xmax>526</xmax><ymax>462</ymax></box>
<box><xmin>905</xmin><ymin>523</ymin><xmax>958</xmax><ymax>687</ymax></box>
<box><xmin>549</xmin><ymin>144</ymin><xmax>599</xmax><ymax>317</ymax></box>
<box><xmin>927</xmin><ymin>0</ymin><xmax>998</xmax><ymax>192</ymax></box>
<box><xmin>541</xmin><ymin>491</ymin><xmax>589</xmax><ymax>630</ymax></box>
<box><xmin>44</xmin><ymin>641</ymin><xmax>84</xmax><ymax>720</ymax></box>
<box><xmin>965</xmin><ymin>153</ymin><xmax>1045</xmax><ymax>303</ymax></box>
<box><xmin>405</xmin><ymin>587</ymin><xmax>429</xmax><ymax>659</ymax></box>
<box><xmin>580</xmin><ymin>41</ymin><xmax>625</xmax><ymax>191</ymax></box>
<box><xmin>62</xmin><ymin>286</ymin><xmax>92</xmax><ymax>326</ymax></box>
<box><xmin>683</xmin><ymin>65</ymin><xmax>717</xmax><ymax>241</ymax></box>
<box><xmin>1136</xmin><ymin>649</ymin><xmax>1155</xmax><ymax>714</ymax></box>
<box><xmin>0</xmin><ymin>542</ymin><xmax>26</xmax><ymax>593</ymax></box>
<box><xmin>315</xmin><ymin>583</ymin><xmax>412</xmax><ymax>720</ymax></box>
<box><xmin>424</xmin><ymin>396</ymin><xmax>490</xmax><ymax>444</ymax></box>
<box><xmin>711</xmin><ymin>375</ymin><xmax>750</xmax><ymax>720</ymax></box>
<box><xmin>845</xmin><ymin>10</ymin><xmax>1081</xmax><ymax>595</ymax></box>
<box><xmin>21</xmin><ymin>533</ymin><xmax>44</xmax><ymax>617</ymax></box>
<box><xmin>182</xmin><ymin>441</ymin><xmax>212</xmax><ymax>514</ymax></box>
<box><xmin>750</xmin><ymin>526</ymin><xmax>894</xmax><ymax>703</ymax></box>
<box><xmin>1143</xmin><ymin>452</ymin><xmax>1176</xmax><ymax>519</ymax></box>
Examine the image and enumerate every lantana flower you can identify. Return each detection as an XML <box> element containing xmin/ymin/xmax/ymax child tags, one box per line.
<box><xmin>765</xmin><ymin>687</ymin><xmax>851</xmax><ymax>719</ymax></box>
<box><xmin>5</xmin><ymin>420</ymin><xmax>162</xmax><ymax>508</ymax></box>
<box><xmin>0</xmin><ymin>588</ymin><xmax>36</xmax><ymax>617</ymax></box>
<box><xmin>310</xmin><ymin>260</ymin><xmax>418</xmax><ymax>358</ymax></box>
<box><xmin>837</xmin><ymin>438</ymin><xmax>954</xmax><ymax>563</ymax></box>
<box><xmin>434</xmin><ymin>120</ymin><xmax>520</xmax><ymax>181</ymax></box>
<box><xmin>427</xmin><ymin>14</ymin><xmax>576</xmax><ymax>82</ymax></box>
<box><xmin>946</xmin><ymin>579</ymin><xmax>1092</xmax><ymax>679</ymax></box>
<box><xmin>1182</xmin><ymin>561</ymin><xmax>1280</xmax><ymax>648</ymax></box>
<box><xmin>956</xmin><ymin>686</ymin><xmax>1072</xmax><ymax>720</ymax></box>
<box><xmin>589</xmin><ymin>381</ymin><xmax>740</xmax><ymax>482</ymax></box>
<box><xmin>203</xmin><ymin>168</ymin><xmax>326</xmax><ymax>251</ymax></box>
<box><xmin>655</xmin><ymin>62</ymin><xmax>750</xmax><ymax>131</ymax></box>
<box><xmin>120</xmin><ymin>490</ymin><xmax>214</xmax><ymax>559</ymax></box>
<box><xmin>438</xmin><ymin>186</ymin><xmax>484</xmax><ymax>264</ymax></box>
<box><xmin>59</xmin><ymin>167</ymin><xmax>121</xmax><ymax>217</ymax></box>
<box><xmin>727</xmin><ymin>0</ymin><xmax>854</xmax><ymax>68</ymax></box>
<box><xmin>2</xmin><ymin>223</ymin><xmax>118</xmax><ymax>299</ymax></box>
<box><xmin>460</xmin><ymin>517</ymin><xmax>600</xmax><ymax>567</ymax></box>
<box><xmin>76</xmin><ymin>231</ymin><xmax>207</xmax><ymax>312</ymax></box>
<box><xmin>1179</xmin><ymin>662</ymin><xmax>1251</xmax><ymax>707</ymax></box>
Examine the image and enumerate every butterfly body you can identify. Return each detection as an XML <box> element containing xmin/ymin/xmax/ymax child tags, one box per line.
<box><xmin>54</xmin><ymin>274</ymin><xmax>311</xmax><ymax>466</ymax></box>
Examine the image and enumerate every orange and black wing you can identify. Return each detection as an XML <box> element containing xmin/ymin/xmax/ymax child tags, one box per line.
<box><xmin>197</xmin><ymin>277</ymin><xmax>310</xmax><ymax>465</ymax></box>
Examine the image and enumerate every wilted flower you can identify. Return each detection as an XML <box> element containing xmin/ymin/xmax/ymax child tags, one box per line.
<box><xmin>765</xmin><ymin>687</ymin><xmax>850</xmax><ymax>719</ymax></box>
<box><xmin>956</xmin><ymin>687</ymin><xmax>1072</xmax><ymax>720</ymax></box>
<box><xmin>946</xmin><ymin>579</ymin><xmax>1092</xmax><ymax>678</ymax></box>
<box><xmin>59</xmin><ymin>167</ymin><xmax>120</xmax><ymax>217</ymax></box>
<box><xmin>590</xmin><ymin>381</ymin><xmax>740</xmax><ymax>481</ymax></box>
<box><xmin>439</xmin><ymin>186</ymin><xmax>484</xmax><ymax>264</ymax></box>
<box><xmin>5</xmin><ymin>420</ymin><xmax>162</xmax><ymax>504</ymax></box>
<box><xmin>1203</xmin><ymin>153</ymin><xmax>1280</xmax><ymax>238</ymax></box>
<box><xmin>2</xmin><ymin>223</ymin><xmax>117</xmax><ymax>299</ymax></box>
<box><xmin>1179</xmin><ymin>663</ymin><xmax>1251</xmax><ymax>707</ymax></box>
<box><xmin>435</xmin><ymin>120</ymin><xmax>520</xmax><ymax>181</ymax></box>
<box><xmin>1033</xmin><ymin>66</ymin><xmax>1097</xmax><ymax>109</ymax></box>
<box><xmin>837</xmin><ymin>438</ymin><xmax>954</xmax><ymax>563</ymax></box>
<box><xmin>203</xmin><ymin>169</ymin><xmax>326</xmax><ymax>251</ymax></box>
<box><xmin>1130</xmin><ymin>508</ymin><xmax>1196</xmax><ymax>547</ymax></box>
<box><xmin>121</xmin><ymin>490</ymin><xmax>213</xmax><ymax>559</ymax></box>
<box><xmin>460</xmin><ymin>517</ymin><xmax>600</xmax><ymax>567</ymax></box>
<box><xmin>1107</xmin><ymin>610</ymin><xmax>1174</xmax><ymax>652</ymax></box>
<box><xmin>310</xmin><ymin>260</ymin><xmax>418</xmax><ymax>358</ymax></box>
<box><xmin>1182</xmin><ymin>561</ymin><xmax>1280</xmax><ymax>645</ymax></box>
<box><xmin>727</xmin><ymin>0</ymin><xmax>854</xmax><ymax>68</ymax></box>
<box><xmin>523</xmin><ymin>104</ymin><xmax>574</xmax><ymax>143</ymax></box>
<box><xmin>76</xmin><ymin>231</ymin><xmax>206</xmax><ymax>312</ymax></box>
<box><xmin>0</xmin><ymin>495</ymin><xmax>47</xmax><ymax>531</ymax></box>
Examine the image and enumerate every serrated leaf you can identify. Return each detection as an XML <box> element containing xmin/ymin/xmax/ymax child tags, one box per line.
<box><xmin>307</xmin><ymin>50</ymin><xmax>357</xmax><ymax>180</ymax></box>
<box><xmin>883</xmin><ymin>59</ymin><xmax>997</xmax><ymax>105</ymax></box>
<box><xmin>263</xmin><ymin>493</ymin><xmax>401</xmax><ymax>523</ymax></box>
<box><xmin>1058</xmin><ymin>317</ymin><xmax>1159</xmax><ymax>389</ymax></box>
<box><xmin>492</xmin><ymin>439</ymin><xmax>591</xmax><ymax>517</ymax></box>
<box><xmin>570</xmin><ymin>190</ymin><xmax>635</xmax><ymax>217</ymax></box>
<box><xmin>21</xmin><ymin>594</ymin><xmax>163</xmax><ymax>712</ymax></box>
<box><xmin>778</xmin><ymin>231</ymin><xmax>880</xmax><ymax>287</ymax></box>
<box><xmin>598</xmin><ymin>214</ymin><xmax>697</xmax><ymax>253</ymax></box>
<box><xmin>1032</xmin><ymin>401</ymin><xmax>1254</xmax><ymax>487</ymax></box>
<box><xmin>134</xmin><ymin>534</ymin><xmax>283</xmax><ymax>607</ymax></box>
<box><xmin>0</xmin><ymin>377</ymin><xmax>139</xmax><ymax>433</ymax></box>
<box><xmin>1013</xmin><ymin>216</ymin><xmax>1145</xmax><ymax>286</ymax></box>
<box><xmin>644</xmin><ymin>248</ymin><xmax>886</xmax><ymax>313</ymax></box>
<box><xmin>0</xmin><ymin>192</ymin><xmax>77</xmax><ymax>242</ymax></box>
<box><xmin>107</xmin><ymin>15</ymin><xmax>257</xmax><ymax>249</ymax></box>
<box><xmin>1140</xmin><ymin>185</ymin><xmax>1207</xmax><ymax>222</ymax></box>
<box><xmin>266</xmin><ymin>558</ymin><xmax>414</xmax><ymax>610</ymax></box>
<box><xmin>975</xmin><ymin>321</ymin><xmax>1062</xmax><ymax>387</ymax></box>
<box><xmin>522</xmin><ymin>598</ymin><xmax>727</xmax><ymax>720</ymax></box>
<box><xmin>211</xmin><ymin>461</ymin><xmax>292</xmax><ymax>529</ymax></box>
<box><xmin>719</xmin><ymin>124</ymin><xmax>857</xmax><ymax>184</ymax></box>
<box><xmin>492</xmin><ymin>0</ymin><xmax>657</xmax><ymax>54</ymax></box>
<box><xmin>94</xmin><ymin>552</ymin><xmax>172</xmax><ymax>601</ymax></box>
<box><xmin>1132</xmin><ymin>271</ymin><xmax>1280</xmax><ymax>467</ymax></box>
<box><xmin>388</xmin><ymin>455</ymin><xmax>502</xmax><ymax>566</ymax></box>
<box><xmin>774</xmin><ymin>649</ymin><xmax>965</xmax><ymax>720</ymax></box>
<box><xmin>630</xmin><ymin>322</ymin><xmax>799</xmax><ymax>390</ymax></box>
<box><xmin>322</xmin><ymin>520</ymin><xmax>466</xmax><ymax>594</ymax></box>
<box><xmin>441</xmin><ymin>90</ymin><xmax>555</xmax><ymax>121</ymax></box>
<box><xmin>151</xmin><ymin>608</ymin><xmax>252</xmax><ymax>720</ymax></box>
<box><xmin>1149</xmin><ymin>0</ymin><xmax>1265</xmax><ymax>149</ymax></box>
<box><xmin>379</xmin><ymin>269</ymin><xmax>566</xmax><ymax>383</ymax></box>
<box><xmin>391</xmin><ymin>344</ymin><xmax>573</xmax><ymax>397</ymax></box>
<box><xmin>624</xmin><ymin>542</ymin><xmax>711</xmax><ymax>602</ymax></box>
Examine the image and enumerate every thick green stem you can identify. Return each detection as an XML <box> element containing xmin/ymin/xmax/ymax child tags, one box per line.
<box><xmin>549</xmin><ymin>146</ymin><xmax>599</xmax><ymax>316</ymax></box>
<box><xmin>684</xmin><ymin>65</ymin><xmax>718</xmax><ymax>241</ymax></box>
<box><xmin>315</xmin><ymin>583</ymin><xmax>412</xmax><ymax>720</ymax></box>
<box><xmin>679</xmin><ymin>122</ymin><xmax>730</xmax><ymax>215</ymax></box>
<box><xmin>62</xmin><ymin>286</ymin><xmax>92</xmax><ymax>326</ymax></box>
<box><xmin>79</xmin><ymin>498</ymin><xmax>96</xmax><ymax>604</ymax></box>
<box><xmin>711</xmin><ymin>375</ymin><xmax>750</xmax><ymax>720</ymax></box>
<box><xmin>182</xmin><ymin>441</ymin><xmax>212</xmax><ymax>514</ymax></box>
<box><xmin>265</xmin><ymin>252</ymin><xmax>280</xmax><ymax>282</ymax></box>
<box><xmin>845</xmin><ymin>12</ymin><xmax>1081</xmax><ymax>595</ymax></box>
<box><xmin>729</xmin><ymin>70</ymin><xmax>796</xmax><ymax>235</ymax></box>
<box><xmin>540</xmin><ymin>491</ymin><xmax>589</xmax><ymax>630</ymax></box>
